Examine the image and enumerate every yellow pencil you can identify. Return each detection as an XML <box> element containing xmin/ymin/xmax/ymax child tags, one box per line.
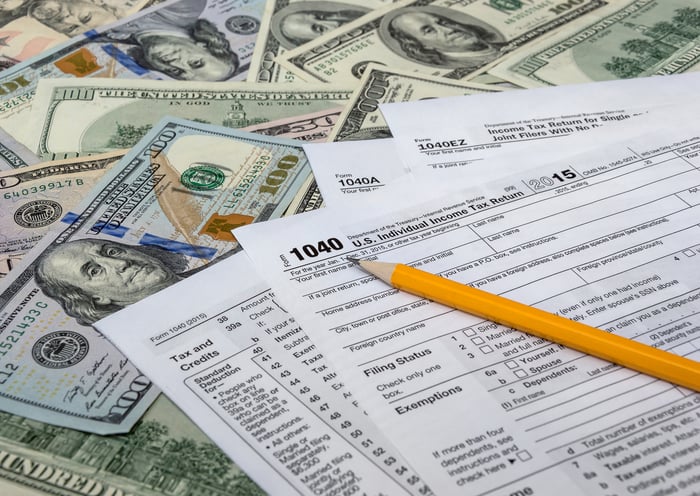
<box><xmin>349</xmin><ymin>257</ymin><xmax>700</xmax><ymax>392</ymax></box>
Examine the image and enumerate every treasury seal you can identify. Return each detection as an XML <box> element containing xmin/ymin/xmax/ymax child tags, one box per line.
<box><xmin>32</xmin><ymin>331</ymin><xmax>89</xmax><ymax>369</ymax></box>
<box><xmin>226</xmin><ymin>15</ymin><xmax>260</xmax><ymax>35</ymax></box>
<box><xmin>14</xmin><ymin>200</ymin><xmax>62</xmax><ymax>228</ymax></box>
<box><xmin>181</xmin><ymin>164</ymin><xmax>226</xmax><ymax>191</ymax></box>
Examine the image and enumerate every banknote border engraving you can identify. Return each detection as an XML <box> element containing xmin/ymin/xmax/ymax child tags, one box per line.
<box><xmin>506</xmin><ymin>0</ymin><xmax>697</xmax><ymax>85</ymax></box>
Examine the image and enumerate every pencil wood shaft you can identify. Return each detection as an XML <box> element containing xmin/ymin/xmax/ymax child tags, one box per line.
<box><xmin>358</xmin><ymin>260</ymin><xmax>700</xmax><ymax>392</ymax></box>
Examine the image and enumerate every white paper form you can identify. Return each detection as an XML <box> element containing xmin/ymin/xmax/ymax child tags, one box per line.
<box><xmin>381</xmin><ymin>72</ymin><xmax>700</xmax><ymax>174</ymax></box>
<box><xmin>235</xmin><ymin>124</ymin><xmax>700</xmax><ymax>494</ymax></box>
<box><xmin>303</xmin><ymin>138</ymin><xmax>407</xmax><ymax>206</ymax></box>
<box><xmin>95</xmin><ymin>252</ymin><xmax>432</xmax><ymax>496</ymax></box>
<box><xmin>304</xmin><ymin>138</ymin><xmax>479</xmax><ymax>210</ymax></box>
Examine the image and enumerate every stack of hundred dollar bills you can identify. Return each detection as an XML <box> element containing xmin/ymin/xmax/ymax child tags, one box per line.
<box><xmin>0</xmin><ymin>0</ymin><xmax>696</xmax><ymax>494</ymax></box>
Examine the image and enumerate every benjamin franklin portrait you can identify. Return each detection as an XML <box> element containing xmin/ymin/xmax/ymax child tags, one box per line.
<box><xmin>35</xmin><ymin>239</ymin><xmax>190</xmax><ymax>325</ymax></box>
<box><xmin>270</xmin><ymin>1</ymin><xmax>369</xmax><ymax>49</ymax></box>
<box><xmin>0</xmin><ymin>0</ymin><xmax>117</xmax><ymax>36</ymax></box>
<box><xmin>96</xmin><ymin>0</ymin><xmax>240</xmax><ymax>81</ymax></box>
<box><xmin>378</xmin><ymin>6</ymin><xmax>506</xmax><ymax>71</ymax></box>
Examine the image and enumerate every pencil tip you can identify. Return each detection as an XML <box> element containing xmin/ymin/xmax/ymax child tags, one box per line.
<box><xmin>346</xmin><ymin>256</ymin><xmax>360</xmax><ymax>264</ymax></box>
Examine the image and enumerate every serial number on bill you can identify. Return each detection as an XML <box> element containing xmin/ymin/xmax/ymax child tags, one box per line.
<box><xmin>4</xmin><ymin>179</ymin><xmax>85</xmax><ymax>199</ymax></box>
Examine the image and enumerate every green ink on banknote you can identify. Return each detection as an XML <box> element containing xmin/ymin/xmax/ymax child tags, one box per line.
<box><xmin>181</xmin><ymin>165</ymin><xmax>226</xmax><ymax>191</ymax></box>
<box><xmin>490</xmin><ymin>0</ymin><xmax>524</xmax><ymax>12</ymax></box>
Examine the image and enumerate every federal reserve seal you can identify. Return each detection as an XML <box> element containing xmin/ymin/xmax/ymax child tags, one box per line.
<box><xmin>226</xmin><ymin>15</ymin><xmax>260</xmax><ymax>35</ymax></box>
<box><xmin>181</xmin><ymin>164</ymin><xmax>226</xmax><ymax>191</ymax></box>
<box><xmin>32</xmin><ymin>331</ymin><xmax>89</xmax><ymax>368</ymax></box>
<box><xmin>14</xmin><ymin>200</ymin><xmax>62</xmax><ymax>228</ymax></box>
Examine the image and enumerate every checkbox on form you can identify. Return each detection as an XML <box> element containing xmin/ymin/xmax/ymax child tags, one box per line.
<box><xmin>517</xmin><ymin>451</ymin><xmax>533</xmax><ymax>462</ymax></box>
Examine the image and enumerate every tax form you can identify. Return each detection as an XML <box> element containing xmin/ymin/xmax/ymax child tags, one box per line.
<box><xmin>380</xmin><ymin>72</ymin><xmax>700</xmax><ymax>174</ymax></box>
<box><xmin>235</xmin><ymin>120</ymin><xmax>700</xmax><ymax>494</ymax></box>
<box><xmin>303</xmin><ymin>138</ymin><xmax>407</xmax><ymax>207</ymax></box>
<box><xmin>306</xmin><ymin>104</ymin><xmax>685</xmax><ymax>209</ymax></box>
<box><xmin>96</xmin><ymin>252</ymin><xmax>431</xmax><ymax>496</ymax></box>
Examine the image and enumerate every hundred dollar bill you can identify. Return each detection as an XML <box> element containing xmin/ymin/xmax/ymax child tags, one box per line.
<box><xmin>247</xmin><ymin>0</ymin><xmax>392</xmax><ymax>83</ymax></box>
<box><xmin>329</xmin><ymin>63</ymin><xmax>501</xmax><ymax>142</ymax></box>
<box><xmin>243</xmin><ymin>108</ymin><xmax>344</xmax><ymax>216</ymax></box>
<box><xmin>0</xmin><ymin>395</ymin><xmax>264</xmax><ymax>496</ymax></box>
<box><xmin>277</xmin><ymin>0</ymin><xmax>607</xmax><ymax>84</ymax></box>
<box><xmin>0</xmin><ymin>0</ymin><xmax>156</xmax><ymax>69</ymax></box>
<box><xmin>0</xmin><ymin>0</ymin><xmax>266</xmax><ymax>138</ymax></box>
<box><xmin>488</xmin><ymin>0</ymin><xmax>700</xmax><ymax>87</ymax></box>
<box><xmin>25</xmin><ymin>78</ymin><xmax>353</xmax><ymax>159</ymax></box>
<box><xmin>0</xmin><ymin>117</ymin><xmax>312</xmax><ymax>433</ymax></box>
<box><xmin>242</xmin><ymin>109</ymin><xmax>343</xmax><ymax>218</ymax></box>
<box><xmin>0</xmin><ymin>126</ymin><xmax>39</xmax><ymax>171</ymax></box>
<box><xmin>0</xmin><ymin>151</ymin><xmax>123</xmax><ymax>257</ymax></box>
